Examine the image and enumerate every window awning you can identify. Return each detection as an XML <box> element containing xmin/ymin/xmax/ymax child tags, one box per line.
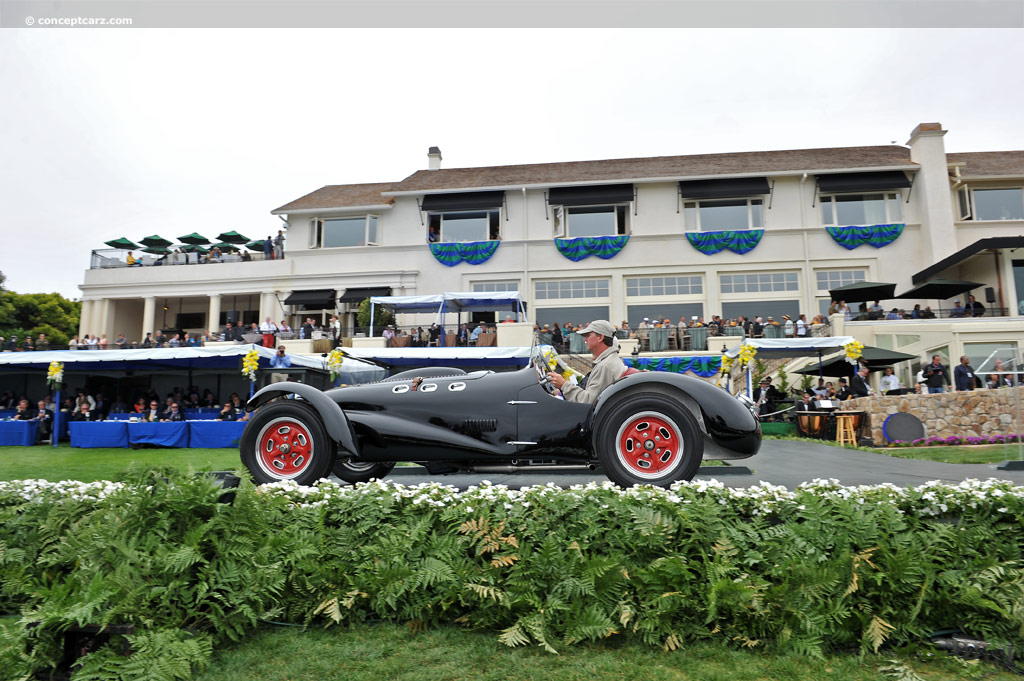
<box><xmin>283</xmin><ymin>289</ymin><xmax>336</xmax><ymax>307</ymax></box>
<box><xmin>678</xmin><ymin>177</ymin><xmax>770</xmax><ymax>200</ymax></box>
<box><xmin>816</xmin><ymin>171</ymin><xmax>912</xmax><ymax>193</ymax></box>
<box><xmin>547</xmin><ymin>183</ymin><xmax>634</xmax><ymax>206</ymax></box>
<box><xmin>912</xmin><ymin>236</ymin><xmax>1024</xmax><ymax>284</ymax></box>
<box><xmin>338</xmin><ymin>286</ymin><xmax>392</xmax><ymax>304</ymax></box>
<box><xmin>420</xmin><ymin>191</ymin><xmax>504</xmax><ymax>212</ymax></box>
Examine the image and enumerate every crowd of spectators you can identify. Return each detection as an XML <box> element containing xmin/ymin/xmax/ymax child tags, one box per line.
<box><xmin>1</xmin><ymin>385</ymin><xmax>250</xmax><ymax>443</ymax></box>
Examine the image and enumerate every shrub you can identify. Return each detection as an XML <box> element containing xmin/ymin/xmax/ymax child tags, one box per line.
<box><xmin>1</xmin><ymin>473</ymin><xmax>1023</xmax><ymax>678</ymax></box>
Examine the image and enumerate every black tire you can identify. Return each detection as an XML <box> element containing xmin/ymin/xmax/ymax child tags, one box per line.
<box><xmin>332</xmin><ymin>460</ymin><xmax>396</xmax><ymax>484</ymax></box>
<box><xmin>594</xmin><ymin>391</ymin><xmax>703</xmax><ymax>487</ymax></box>
<box><xmin>240</xmin><ymin>402</ymin><xmax>335</xmax><ymax>485</ymax></box>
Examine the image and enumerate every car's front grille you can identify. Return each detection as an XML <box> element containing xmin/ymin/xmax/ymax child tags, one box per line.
<box><xmin>462</xmin><ymin>418</ymin><xmax>497</xmax><ymax>433</ymax></box>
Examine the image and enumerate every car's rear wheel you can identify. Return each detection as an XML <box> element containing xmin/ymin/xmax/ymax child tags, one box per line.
<box><xmin>332</xmin><ymin>460</ymin><xmax>396</xmax><ymax>484</ymax></box>
<box><xmin>241</xmin><ymin>402</ymin><xmax>334</xmax><ymax>485</ymax></box>
<box><xmin>594</xmin><ymin>391</ymin><xmax>703</xmax><ymax>487</ymax></box>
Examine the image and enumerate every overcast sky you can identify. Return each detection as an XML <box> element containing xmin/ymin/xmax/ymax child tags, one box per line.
<box><xmin>1</xmin><ymin>28</ymin><xmax>1023</xmax><ymax>299</ymax></box>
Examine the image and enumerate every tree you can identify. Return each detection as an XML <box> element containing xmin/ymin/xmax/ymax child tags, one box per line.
<box><xmin>356</xmin><ymin>298</ymin><xmax>394</xmax><ymax>335</ymax></box>
<box><xmin>0</xmin><ymin>289</ymin><xmax>81</xmax><ymax>347</ymax></box>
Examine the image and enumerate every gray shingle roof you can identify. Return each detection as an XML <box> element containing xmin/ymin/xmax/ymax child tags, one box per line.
<box><xmin>947</xmin><ymin>151</ymin><xmax>1024</xmax><ymax>178</ymax></box>
<box><xmin>272</xmin><ymin>182</ymin><xmax>395</xmax><ymax>214</ymax></box>
<box><xmin>387</xmin><ymin>145</ymin><xmax>917</xmax><ymax>193</ymax></box>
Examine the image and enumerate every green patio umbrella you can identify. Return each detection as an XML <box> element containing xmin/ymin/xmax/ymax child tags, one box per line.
<box><xmin>211</xmin><ymin>242</ymin><xmax>240</xmax><ymax>252</ymax></box>
<box><xmin>104</xmin><ymin>237</ymin><xmax>138</xmax><ymax>250</ymax></box>
<box><xmin>896</xmin><ymin>278</ymin><xmax>983</xmax><ymax>301</ymax></box>
<box><xmin>142</xmin><ymin>246</ymin><xmax>171</xmax><ymax>254</ymax></box>
<box><xmin>180</xmin><ymin>244</ymin><xmax>209</xmax><ymax>254</ymax></box>
<box><xmin>244</xmin><ymin>240</ymin><xmax>267</xmax><ymax>252</ymax></box>
<box><xmin>139</xmin><ymin>234</ymin><xmax>173</xmax><ymax>248</ymax></box>
<box><xmin>828</xmin><ymin>281</ymin><xmax>897</xmax><ymax>304</ymax></box>
<box><xmin>216</xmin><ymin>230</ymin><xmax>250</xmax><ymax>244</ymax></box>
<box><xmin>794</xmin><ymin>346</ymin><xmax>918</xmax><ymax>378</ymax></box>
<box><xmin>178</xmin><ymin>232</ymin><xmax>211</xmax><ymax>246</ymax></box>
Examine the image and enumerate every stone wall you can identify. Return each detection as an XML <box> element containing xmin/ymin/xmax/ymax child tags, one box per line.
<box><xmin>848</xmin><ymin>387</ymin><xmax>1024</xmax><ymax>445</ymax></box>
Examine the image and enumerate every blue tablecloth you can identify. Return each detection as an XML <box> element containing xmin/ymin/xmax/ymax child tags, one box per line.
<box><xmin>184</xmin><ymin>411</ymin><xmax>219</xmax><ymax>420</ymax></box>
<box><xmin>568</xmin><ymin>332</ymin><xmax>586</xmax><ymax>354</ymax></box>
<box><xmin>127</xmin><ymin>422</ymin><xmax>189</xmax><ymax>447</ymax></box>
<box><xmin>188</xmin><ymin>421</ymin><xmax>247</xmax><ymax>448</ymax></box>
<box><xmin>648</xmin><ymin>327</ymin><xmax>669</xmax><ymax>352</ymax></box>
<box><xmin>0</xmin><ymin>409</ymin><xmax>17</xmax><ymax>419</ymax></box>
<box><xmin>0</xmin><ymin>420</ymin><xmax>39</xmax><ymax>446</ymax></box>
<box><xmin>70</xmin><ymin>421</ymin><xmax>129</xmax><ymax>448</ymax></box>
<box><xmin>105</xmin><ymin>413</ymin><xmax>136</xmax><ymax>421</ymax></box>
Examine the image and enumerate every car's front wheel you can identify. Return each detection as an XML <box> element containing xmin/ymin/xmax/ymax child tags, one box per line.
<box><xmin>594</xmin><ymin>391</ymin><xmax>703</xmax><ymax>487</ymax></box>
<box><xmin>240</xmin><ymin>402</ymin><xmax>334</xmax><ymax>485</ymax></box>
<box><xmin>332</xmin><ymin>460</ymin><xmax>396</xmax><ymax>484</ymax></box>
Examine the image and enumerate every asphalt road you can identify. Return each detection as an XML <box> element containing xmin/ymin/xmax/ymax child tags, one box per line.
<box><xmin>364</xmin><ymin>439</ymin><xmax>1024</xmax><ymax>490</ymax></box>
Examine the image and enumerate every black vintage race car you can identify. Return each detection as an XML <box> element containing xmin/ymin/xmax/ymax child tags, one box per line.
<box><xmin>239</xmin><ymin>351</ymin><xmax>760</xmax><ymax>488</ymax></box>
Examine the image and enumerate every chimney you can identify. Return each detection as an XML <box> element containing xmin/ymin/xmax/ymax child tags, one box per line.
<box><xmin>905</xmin><ymin>122</ymin><xmax>954</xmax><ymax>265</ymax></box>
<box><xmin>428</xmin><ymin>146</ymin><xmax>442</xmax><ymax>171</ymax></box>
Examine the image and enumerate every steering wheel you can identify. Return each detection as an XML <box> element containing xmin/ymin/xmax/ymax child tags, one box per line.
<box><xmin>534</xmin><ymin>356</ymin><xmax>557</xmax><ymax>394</ymax></box>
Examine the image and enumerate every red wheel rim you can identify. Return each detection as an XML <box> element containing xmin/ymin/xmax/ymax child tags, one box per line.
<box><xmin>255</xmin><ymin>418</ymin><xmax>315</xmax><ymax>480</ymax></box>
<box><xmin>614</xmin><ymin>410</ymin><xmax>684</xmax><ymax>480</ymax></box>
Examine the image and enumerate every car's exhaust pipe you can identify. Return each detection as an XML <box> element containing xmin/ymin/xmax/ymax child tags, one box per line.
<box><xmin>465</xmin><ymin>463</ymin><xmax>599</xmax><ymax>474</ymax></box>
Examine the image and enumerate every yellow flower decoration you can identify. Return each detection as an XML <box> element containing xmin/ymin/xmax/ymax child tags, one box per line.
<box><xmin>327</xmin><ymin>348</ymin><xmax>346</xmax><ymax>382</ymax></box>
<box><xmin>719</xmin><ymin>355</ymin><xmax>733</xmax><ymax>375</ymax></box>
<box><xmin>844</xmin><ymin>340</ymin><xmax>864</xmax><ymax>365</ymax></box>
<box><xmin>241</xmin><ymin>348</ymin><xmax>260</xmax><ymax>383</ymax></box>
<box><xmin>540</xmin><ymin>346</ymin><xmax>585</xmax><ymax>382</ymax></box>
<box><xmin>737</xmin><ymin>344</ymin><xmax>757</xmax><ymax>368</ymax></box>
<box><xmin>46</xmin><ymin>361</ymin><xmax>64</xmax><ymax>388</ymax></box>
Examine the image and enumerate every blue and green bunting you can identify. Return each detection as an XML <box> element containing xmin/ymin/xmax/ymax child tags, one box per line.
<box><xmin>826</xmin><ymin>223</ymin><xmax>904</xmax><ymax>250</ymax></box>
<box><xmin>554</xmin><ymin>235</ymin><xmax>630</xmax><ymax>262</ymax></box>
<box><xmin>685</xmin><ymin>230</ymin><xmax>763</xmax><ymax>255</ymax></box>
<box><xmin>429</xmin><ymin>240</ymin><xmax>500</xmax><ymax>267</ymax></box>
<box><xmin>623</xmin><ymin>356</ymin><xmax>721</xmax><ymax>378</ymax></box>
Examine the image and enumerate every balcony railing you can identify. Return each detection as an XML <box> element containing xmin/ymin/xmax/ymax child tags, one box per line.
<box><xmin>89</xmin><ymin>248</ymin><xmax>275</xmax><ymax>270</ymax></box>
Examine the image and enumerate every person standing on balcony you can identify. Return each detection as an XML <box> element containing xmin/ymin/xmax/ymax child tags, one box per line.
<box><xmin>965</xmin><ymin>294</ymin><xmax>985</xmax><ymax>317</ymax></box>
<box><xmin>954</xmin><ymin>356</ymin><xmax>977</xmax><ymax>391</ymax></box>
<box><xmin>274</xmin><ymin>230</ymin><xmax>285</xmax><ymax>260</ymax></box>
<box><xmin>260</xmin><ymin>317</ymin><xmax>278</xmax><ymax>348</ymax></box>
<box><xmin>263</xmin><ymin>236</ymin><xmax>273</xmax><ymax>261</ymax></box>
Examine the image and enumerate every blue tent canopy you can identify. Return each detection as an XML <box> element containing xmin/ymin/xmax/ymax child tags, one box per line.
<box><xmin>369</xmin><ymin>291</ymin><xmax>526</xmax><ymax>335</ymax></box>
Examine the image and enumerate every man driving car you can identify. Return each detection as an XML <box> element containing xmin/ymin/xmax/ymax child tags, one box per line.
<box><xmin>546</xmin><ymin>320</ymin><xmax>626</xmax><ymax>404</ymax></box>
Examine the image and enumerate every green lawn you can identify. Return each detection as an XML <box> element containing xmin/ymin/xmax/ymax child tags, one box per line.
<box><xmin>195</xmin><ymin>624</ymin><xmax>1016</xmax><ymax>681</ymax></box>
<box><xmin>874</xmin><ymin>443</ymin><xmax>1024</xmax><ymax>465</ymax></box>
<box><xmin>0</xmin><ymin>443</ymin><xmax>242</xmax><ymax>482</ymax></box>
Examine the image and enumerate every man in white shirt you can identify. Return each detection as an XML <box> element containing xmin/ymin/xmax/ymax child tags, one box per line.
<box><xmin>259</xmin><ymin>317</ymin><xmax>278</xmax><ymax>348</ymax></box>
<box><xmin>880</xmin><ymin>367</ymin><xmax>901</xmax><ymax>394</ymax></box>
<box><xmin>795</xmin><ymin>314</ymin><xmax>808</xmax><ymax>337</ymax></box>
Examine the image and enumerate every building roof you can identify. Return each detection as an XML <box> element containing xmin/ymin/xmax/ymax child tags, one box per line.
<box><xmin>387</xmin><ymin>145</ymin><xmax>917</xmax><ymax>193</ymax></box>
<box><xmin>947</xmin><ymin>151</ymin><xmax>1024</xmax><ymax>178</ymax></box>
<box><xmin>272</xmin><ymin>182</ymin><xmax>396</xmax><ymax>214</ymax></box>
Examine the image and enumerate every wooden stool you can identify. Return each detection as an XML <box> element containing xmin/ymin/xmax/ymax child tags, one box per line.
<box><xmin>835</xmin><ymin>414</ymin><xmax>857</xmax><ymax>446</ymax></box>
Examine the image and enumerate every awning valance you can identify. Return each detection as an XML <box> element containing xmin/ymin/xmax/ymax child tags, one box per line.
<box><xmin>678</xmin><ymin>177</ymin><xmax>770</xmax><ymax>200</ymax></box>
<box><xmin>547</xmin><ymin>184</ymin><xmax>634</xmax><ymax>206</ymax></box>
<box><xmin>283</xmin><ymin>289</ymin><xmax>336</xmax><ymax>307</ymax></box>
<box><xmin>420</xmin><ymin>191</ymin><xmax>504</xmax><ymax>212</ymax></box>
<box><xmin>816</xmin><ymin>171</ymin><xmax>911</xmax><ymax>193</ymax></box>
<box><xmin>338</xmin><ymin>286</ymin><xmax>392</xmax><ymax>304</ymax></box>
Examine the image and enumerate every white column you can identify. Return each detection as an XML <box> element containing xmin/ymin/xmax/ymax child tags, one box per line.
<box><xmin>78</xmin><ymin>299</ymin><xmax>93</xmax><ymax>337</ymax></box>
<box><xmin>98</xmin><ymin>299</ymin><xmax>114</xmax><ymax>339</ymax></box>
<box><xmin>207</xmin><ymin>294</ymin><xmax>222</xmax><ymax>334</ymax></box>
<box><xmin>141</xmin><ymin>296</ymin><xmax>156</xmax><ymax>343</ymax></box>
<box><xmin>259</xmin><ymin>292</ymin><xmax>276</xmax><ymax>322</ymax></box>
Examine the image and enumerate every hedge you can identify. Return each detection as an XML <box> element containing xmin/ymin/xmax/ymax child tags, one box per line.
<box><xmin>1</xmin><ymin>469</ymin><xmax>1023</xmax><ymax>679</ymax></box>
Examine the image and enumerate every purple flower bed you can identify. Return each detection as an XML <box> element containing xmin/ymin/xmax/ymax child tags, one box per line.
<box><xmin>889</xmin><ymin>434</ymin><xmax>1024</xmax><ymax>447</ymax></box>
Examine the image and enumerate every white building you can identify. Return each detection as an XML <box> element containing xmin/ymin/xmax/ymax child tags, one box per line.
<box><xmin>80</xmin><ymin>122</ymin><xmax>1024</xmax><ymax>368</ymax></box>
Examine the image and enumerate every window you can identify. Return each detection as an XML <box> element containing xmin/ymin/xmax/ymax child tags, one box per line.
<box><xmin>625</xmin><ymin>275</ymin><xmax>703</xmax><ymax>297</ymax></box>
<box><xmin>314</xmin><ymin>216</ymin><xmax>379</xmax><ymax>248</ymax></box>
<box><xmin>472</xmin><ymin>281</ymin><xmax>519</xmax><ymax>293</ymax></box>
<box><xmin>972</xmin><ymin>188</ymin><xmax>1024</xmax><ymax>221</ymax></box>
<box><xmin>964</xmin><ymin>342</ymin><xmax>1018</xmax><ymax>373</ymax></box>
<box><xmin>556</xmin><ymin>205</ymin><xmax>629</xmax><ymax>238</ymax></box>
<box><xmin>815</xmin><ymin>269</ymin><xmax>867</xmax><ymax>292</ymax></box>
<box><xmin>819</xmin><ymin>193</ymin><xmax>902</xmax><ymax>226</ymax></box>
<box><xmin>957</xmin><ymin>186</ymin><xmax>972</xmax><ymax>220</ymax></box>
<box><xmin>720</xmin><ymin>272</ymin><xmax>799</xmax><ymax>294</ymax></box>
<box><xmin>683</xmin><ymin>198</ymin><xmax>763</xmax><ymax>231</ymax></box>
<box><xmin>428</xmin><ymin>211</ymin><xmax>500</xmax><ymax>242</ymax></box>
<box><xmin>534</xmin><ymin>279</ymin><xmax>609</xmax><ymax>300</ymax></box>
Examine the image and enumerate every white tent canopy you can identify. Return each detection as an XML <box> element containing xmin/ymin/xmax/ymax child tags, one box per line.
<box><xmin>369</xmin><ymin>291</ymin><xmax>526</xmax><ymax>335</ymax></box>
<box><xmin>725</xmin><ymin>336</ymin><xmax>858</xmax><ymax>359</ymax></box>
